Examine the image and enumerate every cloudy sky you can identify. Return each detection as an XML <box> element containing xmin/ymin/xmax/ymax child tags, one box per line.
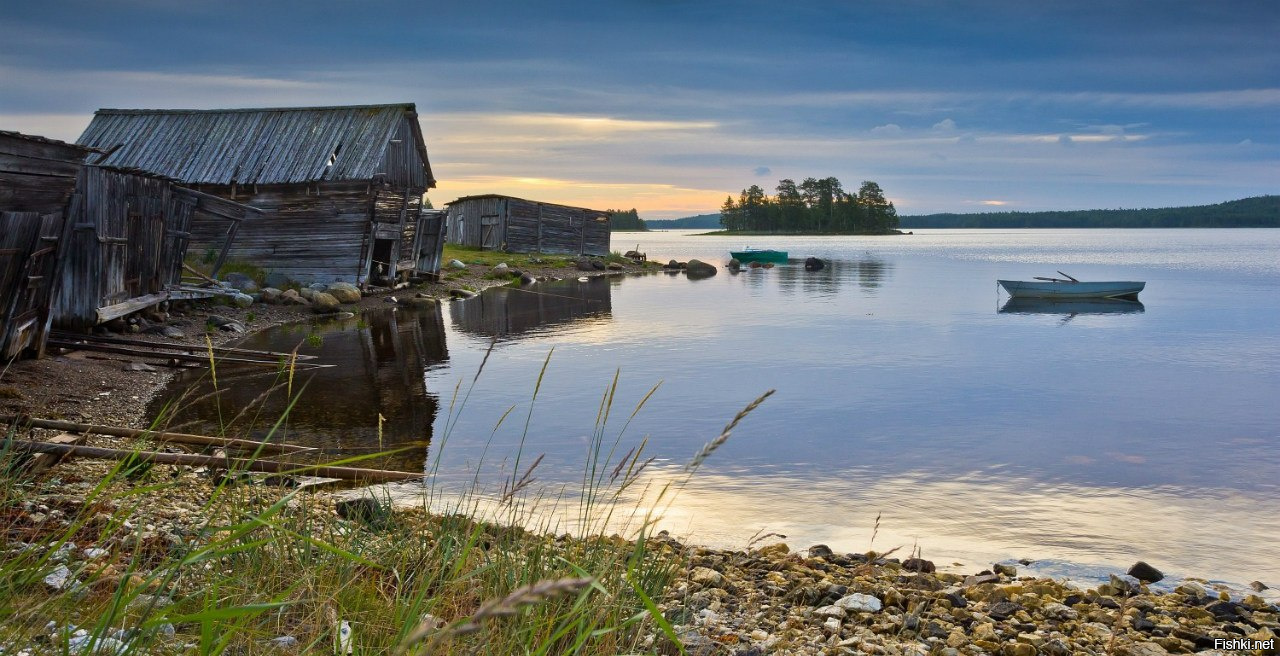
<box><xmin>3</xmin><ymin>0</ymin><xmax>1276</xmax><ymax>218</ymax></box>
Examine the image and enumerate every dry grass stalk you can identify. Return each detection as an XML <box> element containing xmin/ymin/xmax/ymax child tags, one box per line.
<box><xmin>500</xmin><ymin>453</ymin><xmax>544</xmax><ymax>504</ymax></box>
<box><xmin>746</xmin><ymin>530</ymin><xmax>787</xmax><ymax>550</ymax></box>
<box><xmin>400</xmin><ymin>577</ymin><xmax>595</xmax><ymax>654</ymax></box>
<box><xmin>685</xmin><ymin>389</ymin><xmax>775</xmax><ymax>473</ymax></box>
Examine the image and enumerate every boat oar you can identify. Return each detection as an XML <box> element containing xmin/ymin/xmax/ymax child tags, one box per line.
<box><xmin>1034</xmin><ymin>276</ymin><xmax>1070</xmax><ymax>282</ymax></box>
<box><xmin>1057</xmin><ymin>271</ymin><xmax>1079</xmax><ymax>282</ymax></box>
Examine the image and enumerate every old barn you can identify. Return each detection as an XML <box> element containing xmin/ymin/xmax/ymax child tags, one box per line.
<box><xmin>76</xmin><ymin>104</ymin><xmax>445</xmax><ymax>286</ymax></box>
<box><xmin>444</xmin><ymin>195</ymin><xmax>610</xmax><ymax>256</ymax></box>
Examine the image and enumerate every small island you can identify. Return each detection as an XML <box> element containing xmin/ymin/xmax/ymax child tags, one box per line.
<box><xmin>708</xmin><ymin>176</ymin><xmax>902</xmax><ymax>235</ymax></box>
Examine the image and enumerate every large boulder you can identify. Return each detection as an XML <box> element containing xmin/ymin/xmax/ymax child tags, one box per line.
<box><xmin>231</xmin><ymin>293</ymin><xmax>254</xmax><ymax>308</ymax></box>
<box><xmin>260</xmin><ymin>287</ymin><xmax>283</xmax><ymax>304</ymax></box>
<box><xmin>576</xmin><ymin>257</ymin><xmax>604</xmax><ymax>271</ymax></box>
<box><xmin>222</xmin><ymin>272</ymin><xmax>259</xmax><ymax>293</ymax></box>
<box><xmin>685</xmin><ymin>259</ymin><xmax>717</xmax><ymax>279</ymax></box>
<box><xmin>326</xmin><ymin>282</ymin><xmax>361</xmax><ymax>304</ymax></box>
<box><xmin>448</xmin><ymin>259</ymin><xmax>467</xmax><ymax>270</ymax></box>
<box><xmin>311</xmin><ymin>292</ymin><xmax>340</xmax><ymax>314</ymax></box>
<box><xmin>804</xmin><ymin>257</ymin><xmax>825</xmax><ymax>271</ymax></box>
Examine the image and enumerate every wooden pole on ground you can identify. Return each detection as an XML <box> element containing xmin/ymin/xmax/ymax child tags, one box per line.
<box><xmin>24</xmin><ymin>433</ymin><xmax>87</xmax><ymax>474</ymax></box>
<box><xmin>4</xmin><ymin>440</ymin><xmax>425</xmax><ymax>484</ymax></box>
<box><xmin>0</xmin><ymin>416</ymin><xmax>312</xmax><ymax>455</ymax></box>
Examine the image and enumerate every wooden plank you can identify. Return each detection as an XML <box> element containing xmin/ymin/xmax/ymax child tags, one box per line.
<box><xmin>4</xmin><ymin>440</ymin><xmax>424</xmax><ymax>483</ymax></box>
<box><xmin>0</xmin><ymin>152</ymin><xmax>83</xmax><ymax>178</ymax></box>
<box><xmin>23</xmin><ymin>432</ymin><xmax>87</xmax><ymax>474</ymax></box>
<box><xmin>50</xmin><ymin>331</ymin><xmax>319</xmax><ymax>360</ymax></box>
<box><xmin>2</xmin><ymin>416</ymin><xmax>312</xmax><ymax>455</ymax></box>
<box><xmin>45</xmin><ymin>339</ymin><xmax>330</xmax><ymax>370</ymax></box>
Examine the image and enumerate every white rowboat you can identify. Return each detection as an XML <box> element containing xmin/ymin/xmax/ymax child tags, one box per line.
<box><xmin>998</xmin><ymin>272</ymin><xmax>1145</xmax><ymax>300</ymax></box>
<box><xmin>998</xmin><ymin>280</ymin><xmax>1146</xmax><ymax>300</ymax></box>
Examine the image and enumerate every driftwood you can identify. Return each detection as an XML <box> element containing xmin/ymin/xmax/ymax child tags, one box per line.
<box><xmin>4</xmin><ymin>439</ymin><xmax>425</xmax><ymax>484</ymax></box>
<box><xmin>50</xmin><ymin>331</ymin><xmax>319</xmax><ymax>361</ymax></box>
<box><xmin>1</xmin><ymin>415</ymin><xmax>312</xmax><ymax>455</ymax></box>
<box><xmin>45</xmin><ymin>338</ymin><xmax>331</xmax><ymax>370</ymax></box>
<box><xmin>182</xmin><ymin>262</ymin><xmax>222</xmax><ymax>287</ymax></box>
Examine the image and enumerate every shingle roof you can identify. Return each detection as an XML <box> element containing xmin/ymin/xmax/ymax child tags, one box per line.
<box><xmin>76</xmin><ymin>104</ymin><xmax>432</xmax><ymax>186</ymax></box>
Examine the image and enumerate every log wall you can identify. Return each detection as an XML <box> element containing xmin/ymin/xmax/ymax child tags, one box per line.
<box><xmin>188</xmin><ymin>183</ymin><xmax>372</xmax><ymax>285</ymax></box>
<box><xmin>186</xmin><ymin>182</ymin><xmax>438</xmax><ymax>285</ymax></box>
<box><xmin>445</xmin><ymin>196</ymin><xmax>610</xmax><ymax>256</ymax></box>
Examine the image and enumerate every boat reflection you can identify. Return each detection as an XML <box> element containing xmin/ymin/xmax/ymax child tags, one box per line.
<box><xmin>152</xmin><ymin>305</ymin><xmax>448</xmax><ymax>473</ymax></box>
<box><xmin>451</xmin><ymin>276</ymin><xmax>613</xmax><ymax>339</ymax></box>
<box><xmin>1000</xmin><ymin>297</ymin><xmax>1145</xmax><ymax>317</ymax></box>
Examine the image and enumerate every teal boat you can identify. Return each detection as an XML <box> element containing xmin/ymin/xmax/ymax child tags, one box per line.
<box><xmin>730</xmin><ymin>248</ymin><xmax>788</xmax><ymax>264</ymax></box>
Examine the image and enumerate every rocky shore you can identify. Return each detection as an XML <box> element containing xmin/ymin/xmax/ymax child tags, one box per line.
<box><xmin>655</xmin><ymin>539</ymin><xmax>1278</xmax><ymax>655</ymax></box>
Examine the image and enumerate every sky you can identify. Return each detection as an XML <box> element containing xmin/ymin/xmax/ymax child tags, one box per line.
<box><xmin>2</xmin><ymin>0</ymin><xmax>1277</xmax><ymax>218</ymax></box>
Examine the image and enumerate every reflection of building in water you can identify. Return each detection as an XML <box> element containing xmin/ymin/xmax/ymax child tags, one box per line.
<box><xmin>762</xmin><ymin>258</ymin><xmax>894</xmax><ymax>295</ymax></box>
<box><xmin>450</xmin><ymin>277</ymin><xmax>613</xmax><ymax>339</ymax></box>
<box><xmin>154</xmin><ymin>305</ymin><xmax>448</xmax><ymax>473</ymax></box>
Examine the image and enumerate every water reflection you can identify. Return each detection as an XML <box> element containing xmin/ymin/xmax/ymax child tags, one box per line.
<box><xmin>153</xmin><ymin>305</ymin><xmax>449</xmax><ymax>473</ymax></box>
<box><xmin>732</xmin><ymin>257</ymin><xmax>894</xmax><ymax>296</ymax></box>
<box><xmin>451</xmin><ymin>276</ymin><xmax>613</xmax><ymax>339</ymax></box>
<box><xmin>392</xmin><ymin>464</ymin><xmax>1280</xmax><ymax>595</ymax></box>
<box><xmin>1000</xmin><ymin>297</ymin><xmax>1146</xmax><ymax>316</ymax></box>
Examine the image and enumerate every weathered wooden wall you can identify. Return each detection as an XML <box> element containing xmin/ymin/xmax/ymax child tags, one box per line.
<box><xmin>445</xmin><ymin>195</ymin><xmax>503</xmax><ymax>248</ymax></box>
<box><xmin>185</xmin><ymin>182</ymin><xmax>437</xmax><ymax>285</ymax></box>
<box><xmin>187</xmin><ymin>182</ymin><xmax>371</xmax><ymax>285</ymax></box>
<box><xmin>410</xmin><ymin>209</ymin><xmax>447</xmax><ymax>278</ymax></box>
<box><xmin>0</xmin><ymin>212</ymin><xmax>66</xmax><ymax>358</ymax></box>
<box><xmin>380</xmin><ymin>115</ymin><xmax>431</xmax><ymax>191</ymax></box>
<box><xmin>53</xmin><ymin>167</ymin><xmax>196</xmax><ymax>329</ymax></box>
<box><xmin>0</xmin><ymin>132</ymin><xmax>87</xmax><ymax>357</ymax></box>
<box><xmin>445</xmin><ymin>196</ymin><xmax>610</xmax><ymax>255</ymax></box>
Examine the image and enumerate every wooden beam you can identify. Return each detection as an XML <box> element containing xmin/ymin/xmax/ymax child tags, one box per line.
<box><xmin>45</xmin><ymin>339</ymin><xmax>330</xmax><ymax>370</ymax></box>
<box><xmin>2</xmin><ymin>416</ymin><xmax>313</xmax><ymax>455</ymax></box>
<box><xmin>4</xmin><ymin>440</ymin><xmax>425</xmax><ymax>484</ymax></box>
<box><xmin>50</xmin><ymin>332</ymin><xmax>319</xmax><ymax>360</ymax></box>
<box><xmin>23</xmin><ymin>432</ymin><xmax>86</xmax><ymax>474</ymax></box>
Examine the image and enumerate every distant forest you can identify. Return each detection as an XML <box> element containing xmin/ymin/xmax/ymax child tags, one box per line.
<box><xmin>647</xmin><ymin>213</ymin><xmax>720</xmax><ymax>229</ymax></box>
<box><xmin>607</xmin><ymin>208</ymin><xmax>648</xmax><ymax>231</ymax></box>
<box><xmin>900</xmin><ymin>196</ymin><xmax>1280</xmax><ymax>228</ymax></box>
<box><xmin>718</xmin><ymin>177</ymin><xmax>900</xmax><ymax>233</ymax></box>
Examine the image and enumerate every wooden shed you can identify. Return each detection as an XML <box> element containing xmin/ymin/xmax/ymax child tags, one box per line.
<box><xmin>52</xmin><ymin>165</ymin><xmax>257</xmax><ymax>329</ymax></box>
<box><xmin>76</xmin><ymin>104</ymin><xmax>444</xmax><ymax>286</ymax></box>
<box><xmin>1</xmin><ymin>131</ymin><xmax>89</xmax><ymax>358</ymax></box>
<box><xmin>444</xmin><ymin>195</ymin><xmax>610</xmax><ymax>256</ymax></box>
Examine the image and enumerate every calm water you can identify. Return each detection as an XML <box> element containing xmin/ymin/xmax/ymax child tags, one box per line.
<box><xmin>158</xmin><ymin>229</ymin><xmax>1280</xmax><ymax>591</ymax></box>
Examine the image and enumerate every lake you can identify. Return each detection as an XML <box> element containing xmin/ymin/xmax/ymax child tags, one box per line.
<box><xmin>157</xmin><ymin>229</ymin><xmax>1280</xmax><ymax>593</ymax></box>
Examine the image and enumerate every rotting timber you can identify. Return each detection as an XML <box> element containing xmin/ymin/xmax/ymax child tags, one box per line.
<box><xmin>2</xmin><ymin>415</ymin><xmax>426</xmax><ymax>484</ymax></box>
<box><xmin>1</xmin><ymin>129</ymin><xmax>260</xmax><ymax>359</ymax></box>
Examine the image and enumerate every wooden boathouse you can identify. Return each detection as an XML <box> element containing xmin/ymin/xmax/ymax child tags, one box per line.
<box><xmin>76</xmin><ymin>104</ymin><xmax>445</xmax><ymax>286</ymax></box>
<box><xmin>1</xmin><ymin>131</ymin><xmax>89</xmax><ymax>358</ymax></box>
<box><xmin>444</xmin><ymin>195</ymin><xmax>610</xmax><ymax>256</ymax></box>
<box><xmin>1</xmin><ymin>130</ymin><xmax>256</xmax><ymax>356</ymax></box>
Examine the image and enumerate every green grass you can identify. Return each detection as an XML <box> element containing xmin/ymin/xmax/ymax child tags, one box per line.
<box><xmin>443</xmin><ymin>245</ymin><xmax>575</xmax><ymax>269</ymax></box>
<box><xmin>0</xmin><ymin>342</ymin><xmax>773</xmax><ymax>654</ymax></box>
